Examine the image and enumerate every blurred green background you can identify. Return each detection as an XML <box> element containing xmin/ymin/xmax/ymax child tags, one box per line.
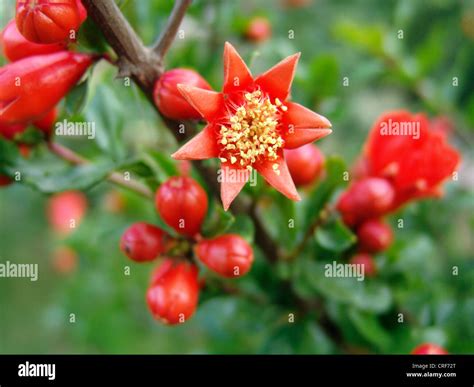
<box><xmin>0</xmin><ymin>0</ymin><xmax>473</xmax><ymax>354</ymax></box>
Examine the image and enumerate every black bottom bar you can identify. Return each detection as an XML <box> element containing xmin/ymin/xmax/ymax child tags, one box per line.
<box><xmin>0</xmin><ymin>355</ymin><xmax>472</xmax><ymax>386</ymax></box>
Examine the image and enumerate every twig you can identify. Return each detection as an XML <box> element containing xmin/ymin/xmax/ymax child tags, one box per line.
<box><xmin>81</xmin><ymin>0</ymin><xmax>161</xmax><ymax>87</ymax></box>
<box><xmin>153</xmin><ymin>0</ymin><xmax>193</xmax><ymax>59</ymax></box>
<box><xmin>48</xmin><ymin>141</ymin><xmax>87</xmax><ymax>164</ymax></box>
<box><xmin>48</xmin><ymin>142</ymin><xmax>153</xmax><ymax>199</ymax></box>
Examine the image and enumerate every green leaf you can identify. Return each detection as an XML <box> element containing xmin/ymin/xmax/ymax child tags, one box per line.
<box><xmin>85</xmin><ymin>82</ymin><xmax>127</xmax><ymax>161</ymax></box>
<box><xmin>17</xmin><ymin>159</ymin><xmax>115</xmax><ymax>193</ymax></box>
<box><xmin>352</xmin><ymin>282</ymin><xmax>392</xmax><ymax>313</ymax></box>
<box><xmin>65</xmin><ymin>79</ymin><xmax>89</xmax><ymax>116</ymax></box>
<box><xmin>306</xmin><ymin>55</ymin><xmax>340</xmax><ymax>100</ymax></box>
<box><xmin>332</xmin><ymin>22</ymin><xmax>385</xmax><ymax>57</ymax></box>
<box><xmin>201</xmin><ymin>201</ymin><xmax>235</xmax><ymax>238</ymax></box>
<box><xmin>141</xmin><ymin>150</ymin><xmax>178</xmax><ymax>183</ymax></box>
<box><xmin>15</xmin><ymin>126</ymin><xmax>46</xmax><ymax>145</ymax></box>
<box><xmin>261</xmin><ymin>319</ymin><xmax>336</xmax><ymax>354</ymax></box>
<box><xmin>227</xmin><ymin>214</ymin><xmax>255</xmax><ymax>243</ymax></box>
<box><xmin>303</xmin><ymin>156</ymin><xmax>346</xmax><ymax>231</ymax></box>
<box><xmin>77</xmin><ymin>18</ymin><xmax>109</xmax><ymax>53</ymax></box>
<box><xmin>3</xmin><ymin>145</ymin><xmax>116</xmax><ymax>193</ymax></box>
<box><xmin>259</xmin><ymin>191</ymin><xmax>299</xmax><ymax>249</ymax></box>
<box><xmin>348</xmin><ymin>308</ymin><xmax>392</xmax><ymax>351</ymax></box>
<box><xmin>0</xmin><ymin>138</ymin><xmax>20</xmax><ymax>166</ymax></box>
<box><xmin>315</xmin><ymin>219</ymin><xmax>356</xmax><ymax>252</ymax></box>
<box><xmin>190</xmin><ymin>296</ymin><xmax>272</xmax><ymax>353</ymax></box>
<box><xmin>295</xmin><ymin>259</ymin><xmax>392</xmax><ymax>313</ymax></box>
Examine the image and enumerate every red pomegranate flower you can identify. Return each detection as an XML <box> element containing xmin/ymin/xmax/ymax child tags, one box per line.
<box><xmin>363</xmin><ymin>110</ymin><xmax>461</xmax><ymax>209</ymax></box>
<box><xmin>172</xmin><ymin>42</ymin><xmax>332</xmax><ymax>210</ymax></box>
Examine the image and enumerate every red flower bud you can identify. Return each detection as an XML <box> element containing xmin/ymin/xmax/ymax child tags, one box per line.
<box><xmin>284</xmin><ymin>143</ymin><xmax>324</xmax><ymax>186</ymax></box>
<box><xmin>411</xmin><ymin>343</ymin><xmax>448</xmax><ymax>355</ymax></box>
<box><xmin>349</xmin><ymin>253</ymin><xmax>377</xmax><ymax>278</ymax></box>
<box><xmin>47</xmin><ymin>190</ymin><xmax>87</xmax><ymax>235</ymax></box>
<box><xmin>155</xmin><ymin>176</ymin><xmax>208</xmax><ymax>237</ymax></box>
<box><xmin>147</xmin><ymin>259</ymin><xmax>199</xmax><ymax>325</ymax></box>
<box><xmin>1</xmin><ymin>20</ymin><xmax>64</xmax><ymax>62</ymax></box>
<box><xmin>245</xmin><ymin>17</ymin><xmax>272</xmax><ymax>43</ymax></box>
<box><xmin>0</xmin><ymin>51</ymin><xmax>93</xmax><ymax>125</ymax></box>
<box><xmin>153</xmin><ymin>69</ymin><xmax>212</xmax><ymax>120</ymax></box>
<box><xmin>357</xmin><ymin>219</ymin><xmax>393</xmax><ymax>253</ymax></box>
<box><xmin>120</xmin><ymin>222</ymin><xmax>169</xmax><ymax>263</ymax></box>
<box><xmin>337</xmin><ymin>177</ymin><xmax>395</xmax><ymax>227</ymax></box>
<box><xmin>195</xmin><ymin>234</ymin><xmax>254</xmax><ymax>278</ymax></box>
<box><xmin>16</xmin><ymin>0</ymin><xmax>87</xmax><ymax>44</ymax></box>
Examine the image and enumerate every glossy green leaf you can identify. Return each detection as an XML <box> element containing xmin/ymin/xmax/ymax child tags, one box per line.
<box><xmin>315</xmin><ymin>219</ymin><xmax>356</xmax><ymax>252</ymax></box>
<box><xmin>201</xmin><ymin>201</ymin><xmax>235</xmax><ymax>238</ymax></box>
<box><xmin>141</xmin><ymin>150</ymin><xmax>178</xmax><ymax>183</ymax></box>
<box><xmin>303</xmin><ymin>156</ymin><xmax>347</xmax><ymax>231</ymax></box>
<box><xmin>227</xmin><ymin>214</ymin><xmax>255</xmax><ymax>243</ymax></box>
<box><xmin>261</xmin><ymin>319</ymin><xmax>336</xmax><ymax>354</ymax></box>
<box><xmin>65</xmin><ymin>80</ymin><xmax>89</xmax><ymax>116</ymax></box>
<box><xmin>9</xmin><ymin>158</ymin><xmax>116</xmax><ymax>193</ymax></box>
<box><xmin>348</xmin><ymin>308</ymin><xmax>392</xmax><ymax>351</ymax></box>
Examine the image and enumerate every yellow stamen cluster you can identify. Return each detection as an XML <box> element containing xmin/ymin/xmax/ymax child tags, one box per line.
<box><xmin>218</xmin><ymin>90</ymin><xmax>286</xmax><ymax>174</ymax></box>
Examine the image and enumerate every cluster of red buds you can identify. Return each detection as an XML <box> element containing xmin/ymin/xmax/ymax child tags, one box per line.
<box><xmin>120</xmin><ymin>172</ymin><xmax>254</xmax><ymax>325</ymax></box>
<box><xmin>0</xmin><ymin>1</ymin><xmax>93</xmax><ymax>186</ymax></box>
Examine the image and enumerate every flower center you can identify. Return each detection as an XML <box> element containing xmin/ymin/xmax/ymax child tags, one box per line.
<box><xmin>218</xmin><ymin>90</ymin><xmax>286</xmax><ymax>173</ymax></box>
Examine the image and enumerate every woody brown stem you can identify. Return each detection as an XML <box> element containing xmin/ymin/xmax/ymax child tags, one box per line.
<box><xmin>153</xmin><ymin>0</ymin><xmax>193</xmax><ymax>59</ymax></box>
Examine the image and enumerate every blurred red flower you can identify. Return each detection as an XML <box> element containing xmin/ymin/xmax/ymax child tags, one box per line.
<box><xmin>362</xmin><ymin>110</ymin><xmax>461</xmax><ymax>210</ymax></box>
